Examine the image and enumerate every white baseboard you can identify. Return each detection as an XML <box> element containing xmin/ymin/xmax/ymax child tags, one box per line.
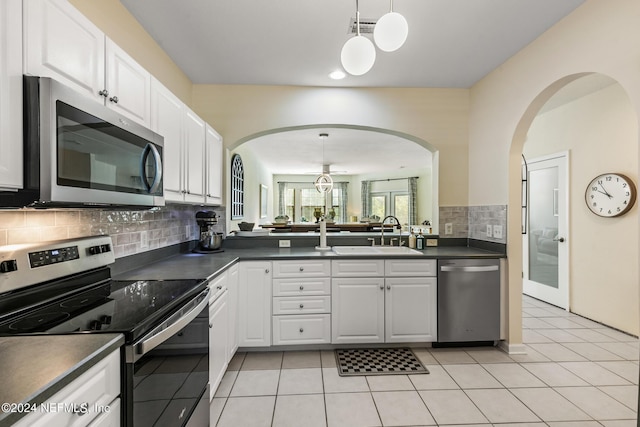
<box><xmin>498</xmin><ymin>340</ymin><xmax>527</xmax><ymax>355</ymax></box>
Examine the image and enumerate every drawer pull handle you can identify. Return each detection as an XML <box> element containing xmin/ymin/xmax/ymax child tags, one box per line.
<box><xmin>299</xmin><ymin>328</ymin><xmax>304</xmax><ymax>333</ymax></box>
<box><xmin>299</xmin><ymin>304</ymin><xmax>304</xmax><ymax>309</ymax></box>
<box><xmin>299</xmin><ymin>267</ymin><xmax>304</xmax><ymax>271</ymax></box>
<box><xmin>299</xmin><ymin>285</ymin><xmax>304</xmax><ymax>290</ymax></box>
<box><xmin>73</xmin><ymin>402</ymin><xmax>89</xmax><ymax>415</ymax></box>
<box><xmin>265</xmin><ymin>269</ymin><xmax>270</xmax><ymax>273</ymax></box>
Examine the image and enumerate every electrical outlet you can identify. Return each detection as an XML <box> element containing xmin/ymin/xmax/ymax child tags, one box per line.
<box><xmin>493</xmin><ymin>225</ymin><xmax>503</xmax><ymax>239</ymax></box>
<box><xmin>486</xmin><ymin>224</ymin><xmax>493</xmax><ymax>237</ymax></box>
<box><xmin>444</xmin><ymin>223</ymin><xmax>453</xmax><ymax>235</ymax></box>
<box><xmin>279</xmin><ymin>240</ymin><xmax>291</xmax><ymax>248</ymax></box>
<box><xmin>185</xmin><ymin>225</ymin><xmax>191</xmax><ymax>239</ymax></box>
<box><xmin>140</xmin><ymin>231</ymin><xmax>149</xmax><ymax>249</ymax></box>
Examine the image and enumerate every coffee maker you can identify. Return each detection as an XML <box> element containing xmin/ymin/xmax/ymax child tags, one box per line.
<box><xmin>194</xmin><ymin>211</ymin><xmax>223</xmax><ymax>253</ymax></box>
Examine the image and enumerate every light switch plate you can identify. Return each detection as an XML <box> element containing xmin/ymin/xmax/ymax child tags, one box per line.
<box><xmin>493</xmin><ymin>225</ymin><xmax>503</xmax><ymax>239</ymax></box>
<box><xmin>486</xmin><ymin>224</ymin><xmax>493</xmax><ymax>237</ymax></box>
<box><xmin>279</xmin><ymin>240</ymin><xmax>291</xmax><ymax>248</ymax></box>
<box><xmin>140</xmin><ymin>231</ymin><xmax>149</xmax><ymax>249</ymax></box>
<box><xmin>185</xmin><ymin>225</ymin><xmax>191</xmax><ymax>239</ymax></box>
<box><xmin>445</xmin><ymin>223</ymin><xmax>453</xmax><ymax>235</ymax></box>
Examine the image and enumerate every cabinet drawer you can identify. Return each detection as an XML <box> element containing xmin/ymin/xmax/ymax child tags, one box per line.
<box><xmin>273</xmin><ymin>260</ymin><xmax>331</xmax><ymax>277</ymax></box>
<box><xmin>273</xmin><ymin>296</ymin><xmax>331</xmax><ymax>315</ymax></box>
<box><xmin>385</xmin><ymin>259</ymin><xmax>437</xmax><ymax>276</ymax></box>
<box><xmin>14</xmin><ymin>350</ymin><xmax>120</xmax><ymax>427</ymax></box>
<box><xmin>332</xmin><ymin>260</ymin><xmax>384</xmax><ymax>277</ymax></box>
<box><xmin>272</xmin><ymin>314</ymin><xmax>331</xmax><ymax>345</ymax></box>
<box><xmin>273</xmin><ymin>277</ymin><xmax>331</xmax><ymax>296</ymax></box>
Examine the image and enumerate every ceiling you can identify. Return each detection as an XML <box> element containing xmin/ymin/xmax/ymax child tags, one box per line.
<box><xmin>241</xmin><ymin>128</ymin><xmax>431</xmax><ymax>176</ymax></box>
<box><xmin>121</xmin><ymin>0</ymin><xmax>585</xmax><ymax>88</ymax></box>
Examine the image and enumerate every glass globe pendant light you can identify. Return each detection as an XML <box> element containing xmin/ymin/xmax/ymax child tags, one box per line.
<box><xmin>373</xmin><ymin>0</ymin><xmax>408</xmax><ymax>52</ymax></box>
<box><xmin>340</xmin><ymin>0</ymin><xmax>376</xmax><ymax>76</ymax></box>
<box><xmin>315</xmin><ymin>134</ymin><xmax>333</xmax><ymax>193</ymax></box>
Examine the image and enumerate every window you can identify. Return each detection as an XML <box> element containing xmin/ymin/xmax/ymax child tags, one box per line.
<box><xmin>278</xmin><ymin>182</ymin><xmax>347</xmax><ymax>222</ymax></box>
<box><xmin>370</xmin><ymin>191</ymin><xmax>409</xmax><ymax>225</ymax></box>
<box><xmin>231</xmin><ymin>154</ymin><xmax>244</xmax><ymax>219</ymax></box>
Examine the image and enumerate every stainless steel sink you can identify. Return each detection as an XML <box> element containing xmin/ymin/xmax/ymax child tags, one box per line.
<box><xmin>331</xmin><ymin>246</ymin><xmax>422</xmax><ymax>255</ymax></box>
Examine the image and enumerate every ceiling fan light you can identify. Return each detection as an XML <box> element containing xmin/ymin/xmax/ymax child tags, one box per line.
<box><xmin>373</xmin><ymin>11</ymin><xmax>408</xmax><ymax>52</ymax></box>
<box><xmin>314</xmin><ymin>173</ymin><xmax>334</xmax><ymax>193</ymax></box>
<box><xmin>340</xmin><ymin>35</ymin><xmax>376</xmax><ymax>76</ymax></box>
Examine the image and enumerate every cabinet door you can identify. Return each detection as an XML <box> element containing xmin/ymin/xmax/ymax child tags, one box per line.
<box><xmin>24</xmin><ymin>0</ymin><xmax>105</xmax><ymax>101</ymax></box>
<box><xmin>0</xmin><ymin>0</ymin><xmax>22</xmax><ymax>190</ymax></box>
<box><xmin>105</xmin><ymin>38</ymin><xmax>151</xmax><ymax>126</ymax></box>
<box><xmin>238</xmin><ymin>261</ymin><xmax>272</xmax><ymax>347</ymax></box>
<box><xmin>205</xmin><ymin>125</ymin><xmax>223</xmax><ymax>205</ymax></box>
<box><xmin>150</xmin><ymin>77</ymin><xmax>184</xmax><ymax>201</ymax></box>
<box><xmin>209</xmin><ymin>291</ymin><xmax>228</xmax><ymax>399</ymax></box>
<box><xmin>385</xmin><ymin>277</ymin><xmax>437</xmax><ymax>342</ymax></box>
<box><xmin>331</xmin><ymin>278</ymin><xmax>384</xmax><ymax>344</ymax></box>
<box><xmin>183</xmin><ymin>108</ymin><xmax>206</xmax><ymax>203</ymax></box>
<box><xmin>227</xmin><ymin>264</ymin><xmax>239</xmax><ymax>359</ymax></box>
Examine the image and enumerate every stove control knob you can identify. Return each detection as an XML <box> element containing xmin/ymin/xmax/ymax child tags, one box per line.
<box><xmin>89</xmin><ymin>320</ymin><xmax>102</xmax><ymax>330</ymax></box>
<box><xmin>0</xmin><ymin>260</ymin><xmax>17</xmax><ymax>273</ymax></box>
<box><xmin>88</xmin><ymin>245</ymin><xmax>102</xmax><ymax>255</ymax></box>
<box><xmin>100</xmin><ymin>315</ymin><xmax>112</xmax><ymax>325</ymax></box>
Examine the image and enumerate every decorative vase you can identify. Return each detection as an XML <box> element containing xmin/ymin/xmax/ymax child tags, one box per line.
<box><xmin>313</xmin><ymin>208</ymin><xmax>323</xmax><ymax>223</ymax></box>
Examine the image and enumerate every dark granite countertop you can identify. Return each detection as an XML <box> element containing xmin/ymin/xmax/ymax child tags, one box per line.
<box><xmin>0</xmin><ymin>334</ymin><xmax>123</xmax><ymax>426</ymax></box>
<box><xmin>114</xmin><ymin>246</ymin><xmax>505</xmax><ymax>281</ymax></box>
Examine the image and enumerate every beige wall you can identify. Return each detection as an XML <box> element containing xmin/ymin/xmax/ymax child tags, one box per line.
<box><xmin>69</xmin><ymin>0</ymin><xmax>192</xmax><ymax>104</ymax></box>
<box><xmin>191</xmin><ymin>85</ymin><xmax>470</xmax><ymax>207</ymax></box>
<box><xmin>469</xmin><ymin>0</ymin><xmax>640</xmax><ymax>345</ymax></box>
<box><xmin>525</xmin><ymin>82</ymin><xmax>639</xmax><ymax>334</ymax></box>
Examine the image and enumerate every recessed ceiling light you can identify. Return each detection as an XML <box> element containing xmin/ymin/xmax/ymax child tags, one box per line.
<box><xmin>329</xmin><ymin>70</ymin><xmax>346</xmax><ymax>80</ymax></box>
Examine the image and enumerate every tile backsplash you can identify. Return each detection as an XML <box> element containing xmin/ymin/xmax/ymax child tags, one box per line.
<box><xmin>0</xmin><ymin>204</ymin><xmax>225</xmax><ymax>258</ymax></box>
<box><xmin>439</xmin><ymin>205</ymin><xmax>507</xmax><ymax>244</ymax></box>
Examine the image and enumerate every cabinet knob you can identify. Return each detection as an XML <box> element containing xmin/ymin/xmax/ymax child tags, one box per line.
<box><xmin>380</xmin><ymin>285</ymin><xmax>384</xmax><ymax>290</ymax></box>
<box><xmin>387</xmin><ymin>285</ymin><xmax>391</xmax><ymax>290</ymax></box>
<box><xmin>265</xmin><ymin>269</ymin><xmax>270</xmax><ymax>273</ymax></box>
<box><xmin>299</xmin><ymin>285</ymin><xmax>304</xmax><ymax>290</ymax></box>
<box><xmin>299</xmin><ymin>328</ymin><xmax>304</xmax><ymax>333</ymax></box>
<box><xmin>72</xmin><ymin>402</ymin><xmax>89</xmax><ymax>415</ymax></box>
<box><xmin>99</xmin><ymin>89</ymin><xmax>109</xmax><ymax>97</ymax></box>
<box><xmin>299</xmin><ymin>304</ymin><xmax>304</xmax><ymax>309</ymax></box>
<box><xmin>209</xmin><ymin>323</ymin><xmax>213</xmax><ymax>328</ymax></box>
<box><xmin>299</xmin><ymin>267</ymin><xmax>304</xmax><ymax>272</ymax></box>
<box><xmin>109</xmin><ymin>95</ymin><xmax>119</xmax><ymax>103</ymax></box>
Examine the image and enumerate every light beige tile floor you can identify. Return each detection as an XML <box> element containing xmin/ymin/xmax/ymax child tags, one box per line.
<box><xmin>210</xmin><ymin>295</ymin><xmax>639</xmax><ymax>426</ymax></box>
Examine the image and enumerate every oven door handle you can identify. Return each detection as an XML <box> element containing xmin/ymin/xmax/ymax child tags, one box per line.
<box><xmin>127</xmin><ymin>288</ymin><xmax>209</xmax><ymax>363</ymax></box>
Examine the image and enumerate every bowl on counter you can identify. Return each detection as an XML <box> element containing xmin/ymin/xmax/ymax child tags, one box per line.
<box><xmin>238</xmin><ymin>222</ymin><xmax>255</xmax><ymax>231</ymax></box>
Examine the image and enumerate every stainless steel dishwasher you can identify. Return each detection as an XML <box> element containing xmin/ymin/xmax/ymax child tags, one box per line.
<box><xmin>437</xmin><ymin>258</ymin><xmax>500</xmax><ymax>344</ymax></box>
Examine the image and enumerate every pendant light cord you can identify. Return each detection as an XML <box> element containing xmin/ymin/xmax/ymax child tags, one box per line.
<box><xmin>356</xmin><ymin>0</ymin><xmax>361</xmax><ymax>36</ymax></box>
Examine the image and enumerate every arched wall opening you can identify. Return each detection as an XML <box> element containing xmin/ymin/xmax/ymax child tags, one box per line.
<box><xmin>507</xmin><ymin>73</ymin><xmax>639</xmax><ymax>345</ymax></box>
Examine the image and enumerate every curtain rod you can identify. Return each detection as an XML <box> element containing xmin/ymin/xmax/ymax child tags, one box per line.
<box><xmin>277</xmin><ymin>181</ymin><xmax>349</xmax><ymax>184</ymax></box>
<box><xmin>367</xmin><ymin>176</ymin><xmax>419</xmax><ymax>183</ymax></box>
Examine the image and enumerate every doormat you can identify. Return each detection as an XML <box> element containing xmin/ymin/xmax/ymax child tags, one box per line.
<box><xmin>335</xmin><ymin>348</ymin><xmax>429</xmax><ymax>376</ymax></box>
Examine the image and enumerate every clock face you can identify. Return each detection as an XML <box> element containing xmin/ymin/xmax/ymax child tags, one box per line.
<box><xmin>585</xmin><ymin>173</ymin><xmax>637</xmax><ymax>217</ymax></box>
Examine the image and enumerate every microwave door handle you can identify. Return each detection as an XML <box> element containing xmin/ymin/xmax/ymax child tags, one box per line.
<box><xmin>140</xmin><ymin>143</ymin><xmax>163</xmax><ymax>194</ymax></box>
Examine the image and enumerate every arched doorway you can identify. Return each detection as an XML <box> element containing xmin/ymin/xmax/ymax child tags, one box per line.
<box><xmin>509</xmin><ymin>73</ymin><xmax>639</xmax><ymax>339</ymax></box>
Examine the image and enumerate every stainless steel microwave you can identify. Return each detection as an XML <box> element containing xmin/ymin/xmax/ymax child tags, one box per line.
<box><xmin>0</xmin><ymin>76</ymin><xmax>164</xmax><ymax>208</ymax></box>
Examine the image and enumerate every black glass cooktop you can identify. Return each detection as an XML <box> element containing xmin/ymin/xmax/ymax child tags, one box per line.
<box><xmin>0</xmin><ymin>277</ymin><xmax>207</xmax><ymax>342</ymax></box>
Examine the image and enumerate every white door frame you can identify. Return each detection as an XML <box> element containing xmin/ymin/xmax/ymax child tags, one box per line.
<box><xmin>523</xmin><ymin>151</ymin><xmax>570</xmax><ymax>310</ymax></box>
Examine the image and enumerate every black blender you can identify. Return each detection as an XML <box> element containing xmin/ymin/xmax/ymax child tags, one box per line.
<box><xmin>194</xmin><ymin>211</ymin><xmax>224</xmax><ymax>253</ymax></box>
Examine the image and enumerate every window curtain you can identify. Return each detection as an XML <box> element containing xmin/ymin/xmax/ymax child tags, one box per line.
<box><xmin>278</xmin><ymin>182</ymin><xmax>287</xmax><ymax>216</ymax></box>
<box><xmin>336</xmin><ymin>182</ymin><xmax>348</xmax><ymax>223</ymax></box>
<box><xmin>408</xmin><ymin>177</ymin><xmax>418</xmax><ymax>226</ymax></box>
<box><xmin>361</xmin><ymin>180</ymin><xmax>371</xmax><ymax>218</ymax></box>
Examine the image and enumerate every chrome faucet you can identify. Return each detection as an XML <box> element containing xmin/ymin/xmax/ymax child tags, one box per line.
<box><xmin>381</xmin><ymin>215</ymin><xmax>403</xmax><ymax>246</ymax></box>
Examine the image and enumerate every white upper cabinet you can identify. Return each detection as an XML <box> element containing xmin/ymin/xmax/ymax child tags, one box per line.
<box><xmin>205</xmin><ymin>125</ymin><xmax>223</xmax><ymax>205</ymax></box>
<box><xmin>105</xmin><ymin>38</ymin><xmax>151</xmax><ymax>126</ymax></box>
<box><xmin>24</xmin><ymin>0</ymin><xmax>151</xmax><ymax>127</ymax></box>
<box><xmin>183</xmin><ymin>108</ymin><xmax>206</xmax><ymax>203</ymax></box>
<box><xmin>0</xmin><ymin>0</ymin><xmax>23</xmax><ymax>191</ymax></box>
<box><xmin>24</xmin><ymin>0</ymin><xmax>105</xmax><ymax>102</ymax></box>
<box><xmin>150</xmin><ymin>77</ymin><xmax>184</xmax><ymax>202</ymax></box>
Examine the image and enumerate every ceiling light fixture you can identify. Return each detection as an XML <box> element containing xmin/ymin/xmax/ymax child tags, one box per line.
<box><xmin>373</xmin><ymin>0</ymin><xmax>408</xmax><ymax>52</ymax></box>
<box><xmin>329</xmin><ymin>70</ymin><xmax>346</xmax><ymax>80</ymax></box>
<box><xmin>340</xmin><ymin>0</ymin><xmax>376</xmax><ymax>76</ymax></box>
<box><xmin>315</xmin><ymin>133</ymin><xmax>334</xmax><ymax>193</ymax></box>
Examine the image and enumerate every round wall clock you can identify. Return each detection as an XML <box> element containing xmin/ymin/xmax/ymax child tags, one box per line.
<box><xmin>585</xmin><ymin>173</ymin><xmax>637</xmax><ymax>217</ymax></box>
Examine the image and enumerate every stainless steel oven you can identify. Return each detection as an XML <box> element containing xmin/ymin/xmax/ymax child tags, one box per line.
<box><xmin>0</xmin><ymin>76</ymin><xmax>164</xmax><ymax>208</ymax></box>
<box><xmin>0</xmin><ymin>236</ymin><xmax>209</xmax><ymax>427</ymax></box>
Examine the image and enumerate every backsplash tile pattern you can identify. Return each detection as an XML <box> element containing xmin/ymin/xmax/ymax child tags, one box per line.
<box><xmin>439</xmin><ymin>205</ymin><xmax>507</xmax><ymax>244</ymax></box>
<box><xmin>0</xmin><ymin>205</ymin><xmax>225</xmax><ymax>258</ymax></box>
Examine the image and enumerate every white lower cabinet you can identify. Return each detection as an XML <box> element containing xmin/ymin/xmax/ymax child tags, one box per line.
<box><xmin>209</xmin><ymin>285</ymin><xmax>228</xmax><ymax>400</ymax></box>
<box><xmin>238</xmin><ymin>261</ymin><xmax>272</xmax><ymax>347</ymax></box>
<box><xmin>227</xmin><ymin>263</ymin><xmax>239</xmax><ymax>358</ymax></box>
<box><xmin>332</xmin><ymin>259</ymin><xmax>438</xmax><ymax>344</ymax></box>
<box><xmin>13</xmin><ymin>350</ymin><xmax>120</xmax><ymax>427</ymax></box>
